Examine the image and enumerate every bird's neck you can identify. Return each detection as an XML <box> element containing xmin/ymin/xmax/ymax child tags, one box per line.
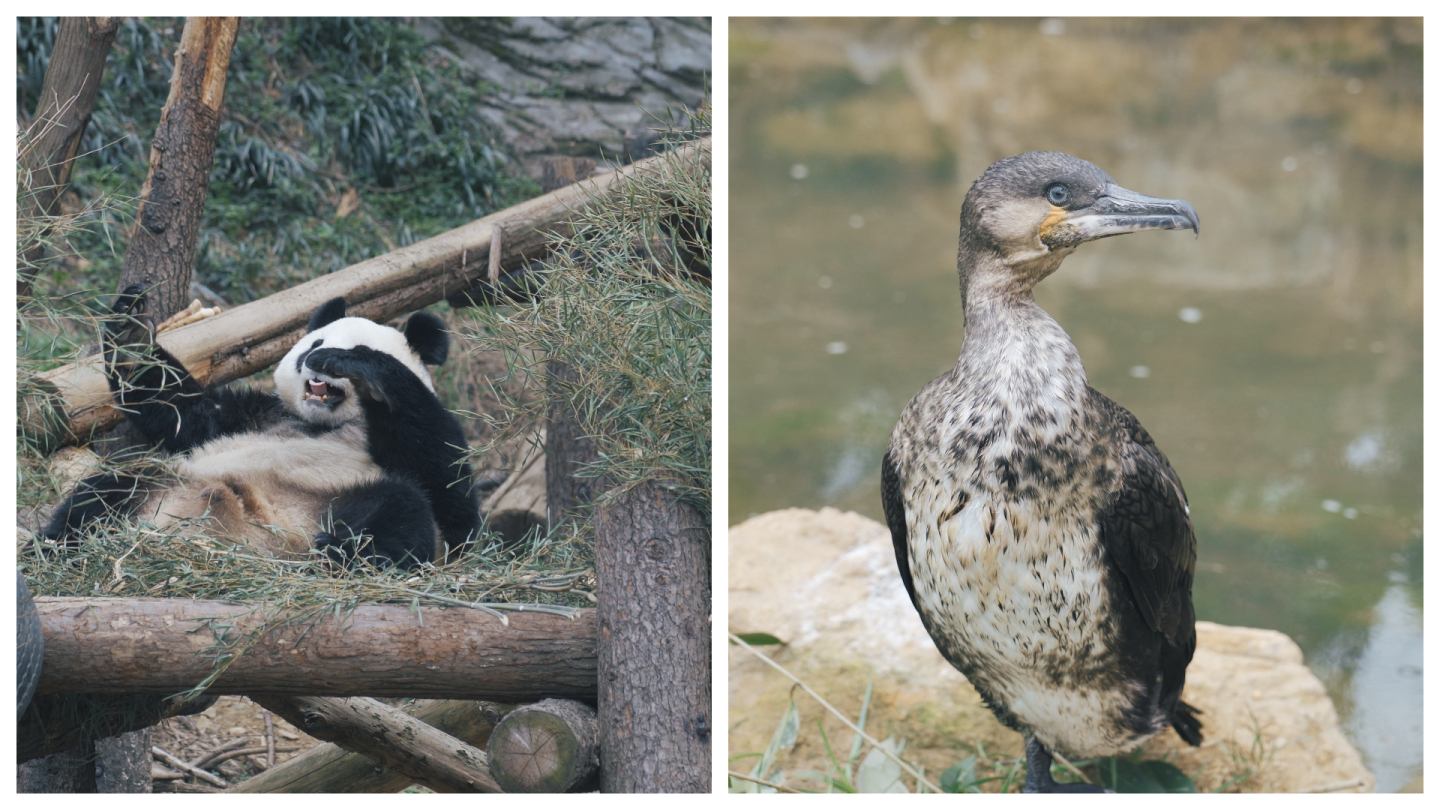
<box><xmin>956</xmin><ymin>284</ymin><xmax>1091</xmax><ymax>430</ymax></box>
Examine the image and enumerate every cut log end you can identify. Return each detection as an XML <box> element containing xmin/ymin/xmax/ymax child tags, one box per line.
<box><xmin>488</xmin><ymin>699</ymin><xmax>598</xmax><ymax>793</ymax></box>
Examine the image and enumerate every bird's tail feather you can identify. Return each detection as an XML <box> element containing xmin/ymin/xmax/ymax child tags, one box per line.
<box><xmin>1171</xmin><ymin>700</ymin><xmax>1203</xmax><ymax>746</ymax></box>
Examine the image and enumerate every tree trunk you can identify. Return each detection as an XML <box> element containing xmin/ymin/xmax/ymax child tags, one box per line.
<box><xmin>545</xmin><ymin>363</ymin><xmax>600</xmax><ymax>529</ymax></box>
<box><xmin>488</xmin><ymin>699</ymin><xmax>599</xmax><ymax>793</ymax></box>
<box><xmin>594</xmin><ymin>481</ymin><xmax>710</xmax><ymax>792</ymax></box>
<box><xmin>33</xmin><ymin>597</ymin><xmax>596</xmax><ymax>702</ymax></box>
<box><xmin>18</xmin><ymin>16</ymin><xmax>120</xmax><ymax>301</ymax></box>
<box><xmin>228</xmin><ymin>700</ymin><xmax>512</xmax><ymax>793</ymax></box>
<box><xmin>115</xmin><ymin>16</ymin><xmax>239</xmax><ymax>323</ymax></box>
<box><xmin>253</xmin><ymin>696</ymin><xmax>502</xmax><ymax>793</ymax></box>
<box><xmin>94</xmin><ymin>731</ymin><xmax>154</xmax><ymax>792</ymax></box>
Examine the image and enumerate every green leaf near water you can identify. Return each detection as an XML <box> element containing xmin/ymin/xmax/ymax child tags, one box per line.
<box><xmin>1092</xmin><ymin>757</ymin><xmax>1198</xmax><ymax>793</ymax></box>
<box><xmin>732</xmin><ymin>632</ymin><xmax>785</xmax><ymax>645</ymax></box>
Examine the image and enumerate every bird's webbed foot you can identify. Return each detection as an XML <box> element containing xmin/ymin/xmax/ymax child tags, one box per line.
<box><xmin>1020</xmin><ymin>737</ymin><xmax>1114</xmax><ymax>794</ymax></box>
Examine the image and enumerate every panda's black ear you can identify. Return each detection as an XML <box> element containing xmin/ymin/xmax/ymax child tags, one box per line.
<box><xmin>309</xmin><ymin>297</ymin><xmax>348</xmax><ymax>332</ymax></box>
<box><xmin>405</xmin><ymin>311</ymin><xmax>450</xmax><ymax>366</ymax></box>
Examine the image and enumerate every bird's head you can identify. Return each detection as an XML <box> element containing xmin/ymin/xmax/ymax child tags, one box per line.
<box><xmin>957</xmin><ymin>151</ymin><xmax>1198</xmax><ymax>302</ymax></box>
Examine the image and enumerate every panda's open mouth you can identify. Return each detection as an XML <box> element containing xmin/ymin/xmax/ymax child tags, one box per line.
<box><xmin>302</xmin><ymin>376</ymin><xmax>348</xmax><ymax>409</ymax></box>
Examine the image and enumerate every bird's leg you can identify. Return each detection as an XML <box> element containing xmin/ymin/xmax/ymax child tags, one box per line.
<box><xmin>1021</xmin><ymin>737</ymin><xmax>1112</xmax><ymax>794</ymax></box>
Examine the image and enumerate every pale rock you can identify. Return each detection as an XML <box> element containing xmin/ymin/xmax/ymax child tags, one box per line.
<box><xmin>729</xmin><ymin>507</ymin><xmax>1374</xmax><ymax>793</ymax></box>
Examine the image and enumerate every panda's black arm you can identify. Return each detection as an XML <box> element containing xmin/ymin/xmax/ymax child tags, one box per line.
<box><xmin>105</xmin><ymin>290</ymin><xmax>284</xmax><ymax>453</ymax></box>
<box><xmin>106</xmin><ymin>342</ymin><xmax>282</xmax><ymax>453</ymax></box>
<box><xmin>307</xmin><ymin>347</ymin><xmax>484</xmax><ymax>549</ymax></box>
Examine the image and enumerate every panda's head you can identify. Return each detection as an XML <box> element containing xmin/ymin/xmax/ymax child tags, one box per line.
<box><xmin>274</xmin><ymin>297</ymin><xmax>450</xmax><ymax>426</ymax></box>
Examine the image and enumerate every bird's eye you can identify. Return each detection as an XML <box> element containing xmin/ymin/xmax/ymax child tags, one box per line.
<box><xmin>1046</xmin><ymin>184</ymin><xmax>1070</xmax><ymax>206</ymax></box>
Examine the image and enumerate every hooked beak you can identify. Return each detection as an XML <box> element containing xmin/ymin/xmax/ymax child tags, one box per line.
<box><xmin>1041</xmin><ymin>183</ymin><xmax>1200</xmax><ymax>250</ymax></box>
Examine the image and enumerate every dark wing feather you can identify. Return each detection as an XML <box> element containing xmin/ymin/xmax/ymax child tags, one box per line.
<box><xmin>882</xmin><ymin>449</ymin><xmax>921</xmax><ymax>613</ymax></box>
<box><xmin>1090</xmin><ymin>388</ymin><xmax>1201</xmax><ymax>743</ymax></box>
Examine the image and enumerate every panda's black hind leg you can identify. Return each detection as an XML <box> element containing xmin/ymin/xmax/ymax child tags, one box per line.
<box><xmin>315</xmin><ymin>477</ymin><xmax>437</xmax><ymax>569</ymax></box>
<box><xmin>43</xmin><ymin>473</ymin><xmax>151</xmax><ymax>546</ymax></box>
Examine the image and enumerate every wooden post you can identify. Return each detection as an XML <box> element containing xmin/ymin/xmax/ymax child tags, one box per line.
<box><xmin>595</xmin><ymin>481</ymin><xmax>710</xmax><ymax>792</ymax></box>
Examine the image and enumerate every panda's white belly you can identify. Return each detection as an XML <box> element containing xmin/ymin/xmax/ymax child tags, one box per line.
<box><xmin>176</xmin><ymin>424</ymin><xmax>382</xmax><ymax>493</ymax></box>
<box><xmin>907</xmin><ymin>496</ymin><xmax>1142</xmax><ymax>756</ymax></box>
<box><xmin>144</xmin><ymin>422</ymin><xmax>383</xmax><ymax>557</ymax></box>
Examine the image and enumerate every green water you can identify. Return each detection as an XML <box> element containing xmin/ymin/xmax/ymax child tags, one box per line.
<box><xmin>729</xmin><ymin>18</ymin><xmax>1421</xmax><ymax>791</ymax></box>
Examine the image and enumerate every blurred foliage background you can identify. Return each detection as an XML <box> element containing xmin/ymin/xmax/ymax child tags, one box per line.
<box><xmin>16</xmin><ymin>16</ymin><xmax>535</xmax><ymax>307</ymax></box>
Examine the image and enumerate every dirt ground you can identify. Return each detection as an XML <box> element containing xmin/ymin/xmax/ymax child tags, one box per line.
<box><xmin>151</xmin><ymin>696</ymin><xmax>310</xmax><ymax>790</ymax></box>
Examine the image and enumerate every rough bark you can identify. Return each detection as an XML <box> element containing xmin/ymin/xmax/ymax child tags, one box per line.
<box><xmin>18</xmin><ymin>16</ymin><xmax>119</xmax><ymax>300</ymax></box>
<box><xmin>545</xmin><ymin>363</ymin><xmax>600</xmax><ymax>529</ymax></box>
<box><xmin>114</xmin><ymin>17</ymin><xmax>239</xmax><ymax>323</ymax></box>
<box><xmin>483</xmin><ymin>431</ymin><xmax>548</xmax><ymax>547</ymax></box>
<box><xmin>488</xmin><ymin>699</ymin><xmax>599</xmax><ymax>793</ymax></box>
<box><xmin>20</xmin><ymin>692</ymin><xmax>217</xmax><ymax>764</ymax></box>
<box><xmin>95</xmin><ymin>730</ymin><xmax>154</xmax><ymax>792</ymax></box>
<box><xmin>228</xmin><ymin>700</ymin><xmax>512</xmax><ymax>793</ymax></box>
<box><xmin>253</xmin><ymin>695</ymin><xmax>501</xmax><ymax>793</ymax></box>
<box><xmin>26</xmin><ymin>139</ymin><xmax>709</xmax><ymax>451</ymax></box>
<box><xmin>33</xmin><ymin>597</ymin><xmax>596</xmax><ymax>702</ymax></box>
<box><xmin>594</xmin><ymin>481</ymin><xmax>711</xmax><ymax>792</ymax></box>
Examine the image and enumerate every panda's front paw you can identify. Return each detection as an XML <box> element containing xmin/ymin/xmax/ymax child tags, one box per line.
<box><xmin>314</xmin><ymin>531</ymin><xmax>357</xmax><ymax>566</ymax></box>
<box><xmin>112</xmin><ymin>284</ymin><xmax>148</xmax><ymax>317</ymax></box>
<box><xmin>306</xmin><ymin>347</ymin><xmax>386</xmax><ymax>401</ymax></box>
<box><xmin>106</xmin><ymin>284</ymin><xmax>157</xmax><ymax>348</ymax></box>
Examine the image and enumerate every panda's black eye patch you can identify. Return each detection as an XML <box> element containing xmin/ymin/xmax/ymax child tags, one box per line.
<box><xmin>295</xmin><ymin>339</ymin><xmax>325</xmax><ymax>373</ymax></box>
<box><xmin>1046</xmin><ymin>184</ymin><xmax>1070</xmax><ymax>206</ymax></box>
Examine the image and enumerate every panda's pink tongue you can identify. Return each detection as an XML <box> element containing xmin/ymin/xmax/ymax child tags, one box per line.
<box><xmin>309</xmin><ymin>380</ymin><xmax>328</xmax><ymax>398</ymax></box>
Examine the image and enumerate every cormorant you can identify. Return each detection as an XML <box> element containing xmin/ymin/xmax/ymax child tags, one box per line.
<box><xmin>882</xmin><ymin>151</ymin><xmax>1203</xmax><ymax>793</ymax></box>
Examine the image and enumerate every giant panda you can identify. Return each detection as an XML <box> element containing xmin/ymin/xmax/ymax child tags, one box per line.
<box><xmin>43</xmin><ymin>286</ymin><xmax>482</xmax><ymax>569</ymax></box>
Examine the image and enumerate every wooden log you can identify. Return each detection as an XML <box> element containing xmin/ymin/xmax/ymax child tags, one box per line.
<box><xmin>27</xmin><ymin>138</ymin><xmax>709</xmax><ymax>449</ymax></box>
<box><xmin>253</xmin><ymin>695</ymin><xmax>501</xmax><ymax>793</ymax></box>
<box><xmin>227</xmin><ymin>700</ymin><xmax>512</xmax><ymax>793</ymax></box>
<box><xmin>488</xmin><ymin>698</ymin><xmax>599</xmax><ymax>793</ymax></box>
<box><xmin>482</xmin><ymin>431</ymin><xmax>548</xmax><ymax>547</ymax></box>
<box><xmin>33</xmin><ymin>597</ymin><xmax>596</xmax><ymax>701</ymax></box>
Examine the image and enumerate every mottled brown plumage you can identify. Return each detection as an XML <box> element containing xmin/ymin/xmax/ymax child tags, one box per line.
<box><xmin>884</xmin><ymin>152</ymin><xmax>1201</xmax><ymax>793</ymax></box>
